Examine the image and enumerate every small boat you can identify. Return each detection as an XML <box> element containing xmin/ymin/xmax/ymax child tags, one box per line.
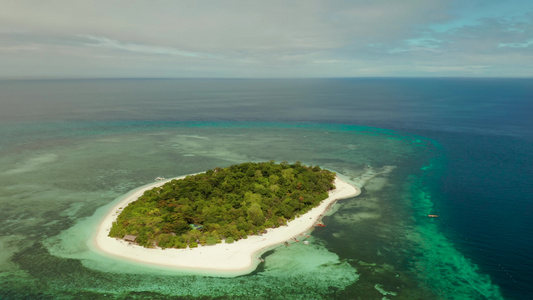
<box><xmin>284</xmin><ymin>241</ymin><xmax>290</xmax><ymax>246</ymax></box>
<box><xmin>316</xmin><ymin>222</ymin><xmax>326</xmax><ymax>227</ymax></box>
<box><xmin>303</xmin><ymin>241</ymin><xmax>309</xmax><ymax>245</ymax></box>
<box><xmin>155</xmin><ymin>176</ymin><xmax>165</xmax><ymax>181</ymax></box>
<box><xmin>428</xmin><ymin>214</ymin><xmax>439</xmax><ymax>218</ymax></box>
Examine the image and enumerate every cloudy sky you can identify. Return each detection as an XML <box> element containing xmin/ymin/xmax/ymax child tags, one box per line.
<box><xmin>1</xmin><ymin>0</ymin><xmax>532</xmax><ymax>78</ymax></box>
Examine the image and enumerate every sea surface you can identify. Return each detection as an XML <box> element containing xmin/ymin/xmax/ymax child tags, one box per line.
<box><xmin>0</xmin><ymin>78</ymin><xmax>531</xmax><ymax>299</ymax></box>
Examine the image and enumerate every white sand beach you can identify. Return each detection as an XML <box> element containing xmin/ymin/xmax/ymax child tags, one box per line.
<box><xmin>94</xmin><ymin>174</ymin><xmax>360</xmax><ymax>276</ymax></box>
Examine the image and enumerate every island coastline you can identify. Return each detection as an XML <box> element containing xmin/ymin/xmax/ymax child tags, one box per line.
<box><xmin>93</xmin><ymin>174</ymin><xmax>360</xmax><ymax>276</ymax></box>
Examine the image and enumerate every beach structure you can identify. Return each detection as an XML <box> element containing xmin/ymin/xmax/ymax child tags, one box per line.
<box><xmin>124</xmin><ymin>235</ymin><xmax>138</xmax><ymax>243</ymax></box>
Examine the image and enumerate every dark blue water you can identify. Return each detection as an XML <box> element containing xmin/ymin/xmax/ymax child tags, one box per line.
<box><xmin>420</xmin><ymin>131</ymin><xmax>533</xmax><ymax>299</ymax></box>
<box><xmin>1</xmin><ymin>78</ymin><xmax>532</xmax><ymax>299</ymax></box>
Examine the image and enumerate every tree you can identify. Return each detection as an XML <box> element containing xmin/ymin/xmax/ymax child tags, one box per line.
<box><xmin>247</xmin><ymin>203</ymin><xmax>265</xmax><ymax>226</ymax></box>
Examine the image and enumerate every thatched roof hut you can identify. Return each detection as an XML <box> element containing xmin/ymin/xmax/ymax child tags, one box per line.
<box><xmin>124</xmin><ymin>235</ymin><xmax>137</xmax><ymax>242</ymax></box>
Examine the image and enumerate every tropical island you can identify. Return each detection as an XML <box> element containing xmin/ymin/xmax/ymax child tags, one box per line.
<box><xmin>109</xmin><ymin>161</ymin><xmax>336</xmax><ymax>248</ymax></box>
<box><xmin>94</xmin><ymin>161</ymin><xmax>359</xmax><ymax>275</ymax></box>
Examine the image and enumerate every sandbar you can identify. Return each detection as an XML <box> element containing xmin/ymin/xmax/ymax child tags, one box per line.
<box><xmin>94</xmin><ymin>174</ymin><xmax>360</xmax><ymax>276</ymax></box>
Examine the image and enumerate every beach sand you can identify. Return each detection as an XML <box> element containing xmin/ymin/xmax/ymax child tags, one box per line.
<box><xmin>93</xmin><ymin>174</ymin><xmax>360</xmax><ymax>276</ymax></box>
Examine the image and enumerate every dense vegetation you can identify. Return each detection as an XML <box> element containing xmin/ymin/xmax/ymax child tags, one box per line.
<box><xmin>109</xmin><ymin>161</ymin><xmax>336</xmax><ymax>248</ymax></box>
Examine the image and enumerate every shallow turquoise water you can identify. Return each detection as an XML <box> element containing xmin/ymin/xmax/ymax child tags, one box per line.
<box><xmin>0</xmin><ymin>121</ymin><xmax>502</xmax><ymax>299</ymax></box>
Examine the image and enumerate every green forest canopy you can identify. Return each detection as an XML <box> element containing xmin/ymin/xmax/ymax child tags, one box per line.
<box><xmin>109</xmin><ymin>161</ymin><xmax>336</xmax><ymax>249</ymax></box>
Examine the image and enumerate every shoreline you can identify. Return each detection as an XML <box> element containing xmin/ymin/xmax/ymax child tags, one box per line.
<box><xmin>93</xmin><ymin>174</ymin><xmax>360</xmax><ymax>276</ymax></box>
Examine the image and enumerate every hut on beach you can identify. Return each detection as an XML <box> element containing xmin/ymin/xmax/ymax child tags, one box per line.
<box><xmin>124</xmin><ymin>235</ymin><xmax>137</xmax><ymax>243</ymax></box>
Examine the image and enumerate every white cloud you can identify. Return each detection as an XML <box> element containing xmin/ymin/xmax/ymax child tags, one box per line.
<box><xmin>0</xmin><ymin>0</ymin><xmax>532</xmax><ymax>77</ymax></box>
<box><xmin>416</xmin><ymin>65</ymin><xmax>490</xmax><ymax>73</ymax></box>
<box><xmin>499</xmin><ymin>40</ymin><xmax>533</xmax><ymax>48</ymax></box>
<box><xmin>80</xmin><ymin>35</ymin><xmax>216</xmax><ymax>58</ymax></box>
<box><xmin>2</xmin><ymin>1</ymin><xmax>446</xmax><ymax>49</ymax></box>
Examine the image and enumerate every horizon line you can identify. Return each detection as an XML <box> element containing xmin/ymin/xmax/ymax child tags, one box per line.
<box><xmin>1</xmin><ymin>76</ymin><xmax>532</xmax><ymax>81</ymax></box>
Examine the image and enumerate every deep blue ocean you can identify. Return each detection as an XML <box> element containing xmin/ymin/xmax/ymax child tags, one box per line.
<box><xmin>0</xmin><ymin>78</ymin><xmax>531</xmax><ymax>299</ymax></box>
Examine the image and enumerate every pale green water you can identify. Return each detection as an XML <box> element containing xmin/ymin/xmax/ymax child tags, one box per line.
<box><xmin>0</xmin><ymin>122</ymin><xmax>502</xmax><ymax>299</ymax></box>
